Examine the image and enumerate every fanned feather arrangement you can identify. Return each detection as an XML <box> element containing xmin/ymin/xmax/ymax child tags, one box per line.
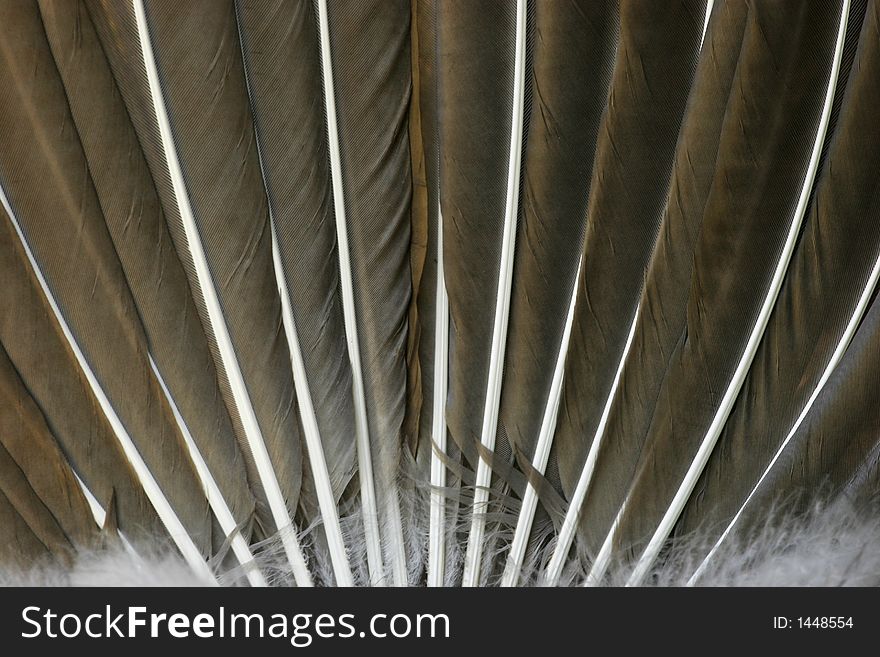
<box><xmin>1</xmin><ymin>0</ymin><xmax>879</xmax><ymax>587</ymax></box>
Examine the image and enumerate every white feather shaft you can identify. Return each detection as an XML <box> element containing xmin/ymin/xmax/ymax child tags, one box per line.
<box><xmin>501</xmin><ymin>257</ymin><xmax>582</xmax><ymax>587</ymax></box>
<box><xmin>461</xmin><ymin>0</ymin><xmax>528</xmax><ymax>587</ymax></box>
<box><xmin>71</xmin><ymin>474</ymin><xmax>157</xmax><ymax>574</ymax></box>
<box><xmin>622</xmin><ymin>0</ymin><xmax>850</xmax><ymax>587</ymax></box>
<box><xmin>700</xmin><ymin>0</ymin><xmax>715</xmax><ymax>49</ymax></box>
<box><xmin>72</xmin><ymin>473</ymin><xmax>108</xmax><ymax>530</ymax></box>
<box><xmin>269</xmin><ymin>226</ymin><xmax>355</xmax><ymax>587</ymax></box>
<box><xmin>541</xmin><ymin>308</ymin><xmax>640</xmax><ymax>586</ymax></box>
<box><xmin>149</xmin><ymin>356</ymin><xmax>268</xmax><ymax>588</ymax></box>
<box><xmin>382</xmin><ymin>488</ymin><xmax>408</xmax><ymax>585</ymax></box>
<box><xmin>131</xmin><ymin>0</ymin><xmax>311</xmax><ymax>586</ymax></box>
<box><xmin>316</xmin><ymin>0</ymin><xmax>391</xmax><ymax>586</ymax></box>
<box><xmin>581</xmin><ymin>495</ymin><xmax>626</xmax><ymax>586</ymax></box>
<box><xmin>428</xmin><ymin>203</ymin><xmax>450</xmax><ymax>588</ymax></box>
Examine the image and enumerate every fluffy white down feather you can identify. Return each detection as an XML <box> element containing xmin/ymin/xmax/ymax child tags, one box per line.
<box><xmin>2</xmin><ymin>496</ymin><xmax>877</xmax><ymax>587</ymax></box>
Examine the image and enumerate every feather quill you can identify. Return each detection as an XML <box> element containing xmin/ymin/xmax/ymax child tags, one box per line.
<box><xmin>318</xmin><ymin>0</ymin><xmax>414</xmax><ymax>585</ymax></box>
<box><xmin>433</xmin><ymin>0</ymin><xmax>527</xmax><ymax>588</ymax></box>
<box><xmin>316</xmin><ymin>0</ymin><xmax>385</xmax><ymax>585</ymax></box>
<box><xmin>460</xmin><ymin>0</ymin><xmax>527</xmax><ymax>588</ymax></box>
<box><xmin>409</xmin><ymin>0</ymin><xmax>449</xmax><ymax>588</ymax></box>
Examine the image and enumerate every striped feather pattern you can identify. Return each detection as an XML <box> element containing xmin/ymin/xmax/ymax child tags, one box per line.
<box><xmin>0</xmin><ymin>0</ymin><xmax>878</xmax><ymax>587</ymax></box>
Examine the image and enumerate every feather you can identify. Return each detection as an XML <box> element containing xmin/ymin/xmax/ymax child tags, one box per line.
<box><xmin>459</xmin><ymin>0</ymin><xmax>527</xmax><ymax>588</ymax></box>
<box><xmin>409</xmin><ymin>0</ymin><xmax>449</xmax><ymax>588</ymax></box>
<box><xmin>685</xmin><ymin>0</ymin><xmax>880</xmax><ymax>581</ymax></box>
<box><xmin>318</xmin><ymin>0</ymin><xmax>414</xmax><ymax>585</ymax></box>
<box><xmin>542</xmin><ymin>0</ymin><xmax>707</xmax><ymax>585</ymax></box>
<box><xmin>434</xmin><ymin>0</ymin><xmax>527</xmax><ymax>588</ymax></box>
<box><xmin>235</xmin><ymin>0</ymin><xmax>356</xmax><ymax>587</ymax></box>
<box><xmin>0</xmin><ymin>210</ymin><xmax>161</xmax><ymax>552</ymax></box>
<box><xmin>399</xmin><ymin>0</ymin><xmax>428</xmax><ymax>587</ymax></box>
<box><xmin>0</xmin><ymin>2</ymin><xmax>217</xmax><ymax>580</ymax></box>
<box><xmin>400</xmin><ymin>0</ymin><xmax>430</xmax><ymax>589</ymax></box>
<box><xmin>0</xmin><ymin>490</ymin><xmax>54</xmax><ymax>571</ymax></box>
<box><xmin>544</xmin><ymin>3</ymin><xmax>751</xmax><ymax>587</ymax></box>
<box><xmin>316</xmin><ymin>0</ymin><xmax>384</xmax><ymax>585</ymax></box>
<box><xmin>585</xmin><ymin>0</ymin><xmax>851</xmax><ymax>586</ymax></box>
<box><xmin>35</xmin><ymin>0</ymin><xmax>264</xmax><ymax>585</ymax></box>
<box><xmin>498</xmin><ymin>0</ymin><xmax>618</xmax><ymax>587</ymax></box>
<box><xmin>84</xmin><ymin>0</ymin><xmax>312</xmax><ymax>584</ymax></box>
<box><xmin>405</xmin><ymin>0</ymin><xmax>428</xmax><ymax>473</ymax></box>
<box><xmin>0</xmin><ymin>342</ymin><xmax>99</xmax><ymax>561</ymax></box>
